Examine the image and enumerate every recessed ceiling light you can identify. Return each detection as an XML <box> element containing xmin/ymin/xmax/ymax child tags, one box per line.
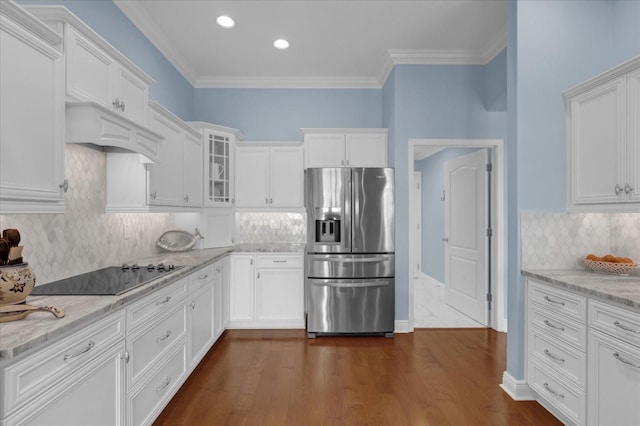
<box><xmin>273</xmin><ymin>39</ymin><xmax>290</xmax><ymax>50</ymax></box>
<box><xmin>216</xmin><ymin>15</ymin><xmax>235</xmax><ymax>28</ymax></box>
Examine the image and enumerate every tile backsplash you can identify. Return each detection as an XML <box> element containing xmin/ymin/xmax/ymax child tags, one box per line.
<box><xmin>235</xmin><ymin>212</ymin><xmax>305</xmax><ymax>244</ymax></box>
<box><xmin>521</xmin><ymin>212</ymin><xmax>640</xmax><ymax>274</ymax></box>
<box><xmin>0</xmin><ymin>144</ymin><xmax>173</xmax><ymax>285</ymax></box>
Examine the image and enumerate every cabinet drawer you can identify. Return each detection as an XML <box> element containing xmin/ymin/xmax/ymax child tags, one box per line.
<box><xmin>529</xmin><ymin>280</ymin><xmax>586</xmax><ymax>322</ymax></box>
<box><xmin>1</xmin><ymin>310</ymin><xmax>125</xmax><ymax>416</ymax></box>
<box><xmin>530</xmin><ymin>362</ymin><xmax>585</xmax><ymax>426</ymax></box>
<box><xmin>127</xmin><ymin>278</ymin><xmax>187</xmax><ymax>331</ymax></box>
<box><xmin>589</xmin><ymin>299</ymin><xmax>640</xmax><ymax>348</ymax></box>
<box><xmin>128</xmin><ymin>304</ymin><xmax>187</xmax><ymax>387</ymax></box>
<box><xmin>256</xmin><ymin>254</ymin><xmax>302</xmax><ymax>268</ymax></box>
<box><xmin>529</xmin><ymin>327</ymin><xmax>586</xmax><ymax>388</ymax></box>
<box><xmin>530</xmin><ymin>306</ymin><xmax>587</xmax><ymax>351</ymax></box>
<box><xmin>129</xmin><ymin>340</ymin><xmax>188</xmax><ymax>426</ymax></box>
<box><xmin>189</xmin><ymin>265</ymin><xmax>214</xmax><ymax>294</ymax></box>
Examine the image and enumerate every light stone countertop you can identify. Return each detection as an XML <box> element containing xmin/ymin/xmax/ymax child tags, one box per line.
<box><xmin>0</xmin><ymin>245</ymin><xmax>306</xmax><ymax>361</ymax></box>
<box><xmin>522</xmin><ymin>269</ymin><xmax>640</xmax><ymax>311</ymax></box>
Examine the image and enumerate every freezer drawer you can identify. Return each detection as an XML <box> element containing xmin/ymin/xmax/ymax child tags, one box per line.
<box><xmin>307</xmin><ymin>254</ymin><xmax>394</xmax><ymax>279</ymax></box>
<box><xmin>306</xmin><ymin>278</ymin><xmax>394</xmax><ymax>335</ymax></box>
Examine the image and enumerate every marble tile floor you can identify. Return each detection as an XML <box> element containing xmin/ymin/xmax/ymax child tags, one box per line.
<box><xmin>414</xmin><ymin>275</ymin><xmax>486</xmax><ymax>328</ymax></box>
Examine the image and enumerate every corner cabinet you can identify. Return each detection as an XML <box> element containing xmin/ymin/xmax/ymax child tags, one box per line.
<box><xmin>0</xmin><ymin>1</ymin><xmax>66</xmax><ymax>214</ymax></box>
<box><xmin>188</xmin><ymin>122</ymin><xmax>243</xmax><ymax>208</ymax></box>
<box><xmin>565</xmin><ymin>56</ymin><xmax>640</xmax><ymax>211</ymax></box>
<box><xmin>235</xmin><ymin>144</ymin><xmax>304</xmax><ymax>209</ymax></box>
<box><xmin>302</xmin><ymin>128</ymin><xmax>388</xmax><ymax>168</ymax></box>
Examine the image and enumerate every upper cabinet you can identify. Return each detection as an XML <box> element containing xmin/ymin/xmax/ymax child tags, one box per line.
<box><xmin>189</xmin><ymin>123</ymin><xmax>243</xmax><ymax>208</ymax></box>
<box><xmin>0</xmin><ymin>1</ymin><xmax>66</xmax><ymax>213</ymax></box>
<box><xmin>235</xmin><ymin>144</ymin><xmax>304</xmax><ymax>209</ymax></box>
<box><xmin>565</xmin><ymin>56</ymin><xmax>640</xmax><ymax>211</ymax></box>
<box><xmin>302</xmin><ymin>128</ymin><xmax>388</xmax><ymax>168</ymax></box>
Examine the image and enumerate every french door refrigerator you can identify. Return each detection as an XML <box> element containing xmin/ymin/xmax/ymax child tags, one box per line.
<box><xmin>305</xmin><ymin>167</ymin><xmax>395</xmax><ymax>338</ymax></box>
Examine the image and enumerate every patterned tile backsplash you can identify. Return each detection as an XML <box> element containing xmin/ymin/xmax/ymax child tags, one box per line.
<box><xmin>521</xmin><ymin>212</ymin><xmax>640</xmax><ymax>274</ymax></box>
<box><xmin>0</xmin><ymin>145</ymin><xmax>173</xmax><ymax>285</ymax></box>
<box><xmin>235</xmin><ymin>212</ymin><xmax>306</xmax><ymax>244</ymax></box>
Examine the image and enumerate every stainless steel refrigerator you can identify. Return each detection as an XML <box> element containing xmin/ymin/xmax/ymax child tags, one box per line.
<box><xmin>305</xmin><ymin>167</ymin><xmax>395</xmax><ymax>338</ymax></box>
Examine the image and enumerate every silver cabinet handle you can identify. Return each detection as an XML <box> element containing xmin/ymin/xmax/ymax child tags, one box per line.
<box><xmin>613</xmin><ymin>321</ymin><xmax>640</xmax><ymax>334</ymax></box>
<box><xmin>156</xmin><ymin>330</ymin><xmax>171</xmax><ymax>343</ymax></box>
<box><xmin>613</xmin><ymin>352</ymin><xmax>640</xmax><ymax>369</ymax></box>
<box><xmin>112</xmin><ymin>98</ymin><xmax>121</xmax><ymax>109</ymax></box>
<box><xmin>121</xmin><ymin>351</ymin><xmax>130</xmax><ymax>363</ymax></box>
<box><xmin>198</xmin><ymin>274</ymin><xmax>209</xmax><ymax>281</ymax></box>
<box><xmin>191</xmin><ymin>300</ymin><xmax>196</xmax><ymax>309</ymax></box>
<box><xmin>543</xmin><ymin>382</ymin><xmax>565</xmax><ymax>399</ymax></box>
<box><xmin>269</xmin><ymin>198</ymin><xmax>273</xmax><ymax>204</ymax></box>
<box><xmin>257</xmin><ymin>272</ymin><xmax>261</xmax><ymax>279</ymax></box>
<box><xmin>265</xmin><ymin>198</ymin><xmax>269</xmax><ymax>205</ymax></box>
<box><xmin>59</xmin><ymin>179</ymin><xmax>69</xmax><ymax>193</ymax></box>
<box><xmin>543</xmin><ymin>349</ymin><xmax>565</xmax><ymax>363</ymax></box>
<box><xmin>120</xmin><ymin>100</ymin><xmax>125</xmax><ymax>112</ymax></box>
<box><xmin>273</xmin><ymin>260</ymin><xmax>288</xmax><ymax>264</ymax></box>
<box><xmin>543</xmin><ymin>319</ymin><xmax>565</xmax><ymax>332</ymax></box>
<box><xmin>625</xmin><ymin>184</ymin><xmax>634</xmax><ymax>194</ymax></box>
<box><xmin>155</xmin><ymin>376</ymin><xmax>171</xmax><ymax>392</ymax></box>
<box><xmin>64</xmin><ymin>340</ymin><xmax>95</xmax><ymax>361</ymax></box>
<box><xmin>442</xmin><ymin>237</ymin><xmax>449</xmax><ymax>242</ymax></box>
<box><xmin>156</xmin><ymin>295</ymin><xmax>171</xmax><ymax>306</ymax></box>
<box><xmin>543</xmin><ymin>295</ymin><xmax>565</xmax><ymax>306</ymax></box>
<box><xmin>150</xmin><ymin>192</ymin><xmax>157</xmax><ymax>200</ymax></box>
<box><xmin>250</xmin><ymin>258</ymin><xmax>253</xmax><ymax>265</ymax></box>
<box><xmin>184</xmin><ymin>195</ymin><xmax>189</xmax><ymax>202</ymax></box>
<box><xmin>615</xmin><ymin>184</ymin><xmax>624</xmax><ymax>195</ymax></box>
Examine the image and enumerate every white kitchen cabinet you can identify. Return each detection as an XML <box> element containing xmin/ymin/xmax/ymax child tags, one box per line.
<box><xmin>220</xmin><ymin>255</ymin><xmax>231</xmax><ymax>330</ymax></box>
<box><xmin>189</xmin><ymin>122</ymin><xmax>243</xmax><ymax>208</ymax></box>
<box><xmin>228</xmin><ymin>253</ymin><xmax>304</xmax><ymax>328</ymax></box>
<box><xmin>565</xmin><ymin>56</ymin><xmax>640</xmax><ymax>210</ymax></box>
<box><xmin>0</xmin><ymin>2</ymin><xmax>66</xmax><ymax>214</ymax></box>
<box><xmin>188</xmin><ymin>265</ymin><xmax>215</xmax><ymax>367</ymax></box>
<box><xmin>213</xmin><ymin>258</ymin><xmax>227</xmax><ymax>338</ymax></box>
<box><xmin>302</xmin><ymin>128</ymin><xmax>388</xmax><ymax>168</ymax></box>
<box><xmin>235</xmin><ymin>144</ymin><xmax>304</xmax><ymax>209</ymax></box>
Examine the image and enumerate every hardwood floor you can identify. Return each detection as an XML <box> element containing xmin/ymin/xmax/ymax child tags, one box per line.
<box><xmin>154</xmin><ymin>329</ymin><xmax>561</xmax><ymax>426</ymax></box>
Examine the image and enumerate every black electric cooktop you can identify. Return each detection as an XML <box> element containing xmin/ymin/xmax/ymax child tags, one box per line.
<box><xmin>31</xmin><ymin>263</ymin><xmax>182</xmax><ymax>296</ymax></box>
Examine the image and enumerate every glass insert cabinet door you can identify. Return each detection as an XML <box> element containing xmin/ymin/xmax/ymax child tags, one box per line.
<box><xmin>208</xmin><ymin>132</ymin><xmax>231</xmax><ymax>205</ymax></box>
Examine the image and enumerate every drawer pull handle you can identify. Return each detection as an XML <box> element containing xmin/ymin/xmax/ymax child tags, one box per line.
<box><xmin>198</xmin><ymin>274</ymin><xmax>209</xmax><ymax>280</ymax></box>
<box><xmin>156</xmin><ymin>296</ymin><xmax>171</xmax><ymax>306</ymax></box>
<box><xmin>613</xmin><ymin>353</ymin><xmax>640</xmax><ymax>369</ymax></box>
<box><xmin>543</xmin><ymin>296</ymin><xmax>565</xmax><ymax>306</ymax></box>
<box><xmin>543</xmin><ymin>320</ymin><xmax>565</xmax><ymax>332</ymax></box>
<box><xmin>613</xmin><ymin>321</ymin><xmax>640</xmax><ymax>334</ymax></box>
<box><xmin>543</xmin><ymin>382</ymin><xmax>565</xmax><ymax>399</ymax></box>
<box><xmin>64</xmin><ymin>340</ymin><xmax>95</xmax><ymax>361</ymax></box>
<box><xmin>155</xmin><ymin>376</ymin><xmax>172</xmax><ymax>392</ymax></box>
<box><xmin>156</xmin><ymin>330</ymin><xmax>172</xmax><ymax>343</ymax></box>
<box><xmin>543</xmin><ymin>349</ymin><xmax>565</xmax><ymax>363</ymax></box>
<box><xmin>191</xmin><ymin>300</ymin><xmax>196</xmax><ymax>309</ymax></box>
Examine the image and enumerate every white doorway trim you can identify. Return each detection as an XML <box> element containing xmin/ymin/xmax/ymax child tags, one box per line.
<box><xmin>408</xmin><ymin>139</ymin><xmax>506</xmax><ymax>333</ymax></box>
<box><xmin>412</xmin><ymin>171</ymin><xmax>422</xmax><ymax>278</ymax></box>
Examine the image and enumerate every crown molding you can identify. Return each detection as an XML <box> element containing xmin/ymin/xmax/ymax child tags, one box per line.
<box><xmin>195</xmin><ymin>76</ymin><xmax>382</xmax><ymax>89</ymax></box>
<box><xmin>113</xmin><ymin>0</ymin><xmax>198</xmax><ymax>86</ymax></box>
<box><xmin>480</xmin><ymin>28</ymin><xmax>507</xmax><ymax>64</ymax></box>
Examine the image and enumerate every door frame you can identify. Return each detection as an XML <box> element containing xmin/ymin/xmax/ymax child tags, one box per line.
<box><xmin>412</xmin><ymin>171</ymin><xmax>422</xmax><ymax>278</ymax></box>
<box><xmin>408</xmin><ymin>139</ymin><xmax>506</xmax><ymax>332</ymax></box>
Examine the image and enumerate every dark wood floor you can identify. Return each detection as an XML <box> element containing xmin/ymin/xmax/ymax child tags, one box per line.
<box><xmin>154</xmin><ymin>329</ymin><xmax>561</xmax><ymax>426</ymax></box>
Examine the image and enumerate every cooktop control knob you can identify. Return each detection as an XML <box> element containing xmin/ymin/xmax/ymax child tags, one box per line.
<box><xmin>146</xmin><ymin>264</ymin><xmax>155</xmax><ymax>271</ymax></box>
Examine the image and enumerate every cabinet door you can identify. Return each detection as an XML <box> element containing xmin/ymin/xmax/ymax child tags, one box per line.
<box><xmin>569</xmin><ymin>76</ymin><xmax>626</xmax><ymax>204</ymax></box>
<box><xmin>147</xmin><ymin>111</ymin><xmax>184</xmax><ymax>206</ymax></box>
<box><xmin>0</xmin><ymin>14</ymin><xmax>65</xmax><ymax>212</ymax></box>
<box><xmin>204</xmin><ymin>130</ymin><xmax>235</xmax><ymax>207</ymax></box>
<box><xmin>65</xmin><ymin>27</ymin><xmax>113</xmax><ymax>106</ymax></box>
<box><xmin>346</xmin><ymin>132</ymin><xmax>387</xmax><ymax>167</ymax></box>
<box><xmin>213</xmin><ymin>260</ymin><xmax>225</xmax><ymax>339</ymax></box>
<box><xmin>304</xmin><ymin>133</ymin><xmax>346</xmax><ymax>168</ymax></box>
<box><xmin>182</xmin><ymin>131</ymin><xmax>203</xmax><ymax>207</ymax></box>
<box><xmin>221</xmin><ymin>255</ymin><xmax>231</xmax><ymax>328</ymax></box>
<box><xmin>235</xmin><ymin>146</ymin><xmax>269</xmax><ymax>207</ymax></box>
<box><xmin>628</xmin><ymin>67</ymin><xmax>640</xmax><ymax>202</ymax></box>
<box><xmin>189</xmin><ymin>284</ymin><xmax>214</xmax><ymax>367</ymax></box>
<box><xmin>587</xmin><ymin>329</ymin><xmax>640</xmax><ymax>426</ymax></box>
<box><xmin>270</xmin><ymin>146</ymin><xmax>304</xmax><ymax>207</ymax></box>
<box><xmin>6</xmin><ymin>342</ymin><xmax>125</xmax><ymax>426</ymax></box>
<box><xmin>114</xmin><ymin>65</ymin><xmax>148</xmax><ymax>126</ymax></box>
<box><xmin>255</xmin><ymin>268</ymin><xmax>304</xmax><ymax>322</ymax></box>
<box><xmin>229</xmin><ymin>255</ymin><xmax>255</xmax><ymax>322</ymax></box>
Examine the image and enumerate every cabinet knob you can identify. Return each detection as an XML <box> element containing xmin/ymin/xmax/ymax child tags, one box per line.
<box><xmin>59</xmin><ymin>179</ymin><xmax>69</xmax><ymax>193</ymax></box>
<box><xmin>624</xmin><ymin>184</ymin><xmax>633</xmax><ymax>194</ymax></box>
<box><xmin>269</xmin><ymin>198</ymin><xmax>273</xmax><ymax>204</ymax></box>
<box><xmin>184</xmin><ymin>195</ymin><xmax>189</xmax><ymax>202</ymax></box>
<box><xmin>257</xmin><ymin>272</ymin><xmax>261</xmax><ymax>279</ymax></box>
<box><xmin>265</xmin><ymin>198</ymin><xmax>269</xmax><ymax>205</ymax></box>
<box><xmin>150</xmin><ymin>192</ymin><xmax>157</xmax><ymax>200</ymax></box>
<box><xmin>120</xmin><ymin>100</ymin><xmax>125</xmax><ymax>112</ymax></box>
<box><xmin>615</xmin><ymin>184</ymin><xmax>624</xmax><ymax>195</ymax></box>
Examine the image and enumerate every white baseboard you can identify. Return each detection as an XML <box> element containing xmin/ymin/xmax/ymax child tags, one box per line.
<box><xmin>394</xmin><ymin>320</ymin><xmax>410</xmax><ymax>333</ymax></box>
<box><xmin>499</xmin><ymin>371</ymin><xmax>535</xmax><ymax>401</ymax></box>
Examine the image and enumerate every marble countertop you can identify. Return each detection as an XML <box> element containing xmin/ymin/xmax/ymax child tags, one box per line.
<box><xmin>0</xmin><ymin>244</ymin><xmax>307</xmax><ymax>361</ymax></box>
<box><xmin>522</xmin><ymin>269</ymin><xmax>640</xmax><ymax>311</ymax></box>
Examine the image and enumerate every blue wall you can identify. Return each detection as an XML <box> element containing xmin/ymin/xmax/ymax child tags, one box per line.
<box><xmin>507</xmin><ymin>0</ymin><xmax>640</xmax><ymax>380</ymax></box>
<box><xmin>18</xmin><ymin>0</ymin><xmax>195</xmax><ymax>120</ymax></box>
<box><xmin>193</xmin><ymin>88</ymin><xmax>382</xmax><ymax>140</ymax></box>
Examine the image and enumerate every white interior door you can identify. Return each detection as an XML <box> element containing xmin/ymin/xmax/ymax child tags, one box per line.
<box><xmin>413</xmin><ymin>172</ymin><xmax>422</xmax><ymax>278</ymax></box>
<box><xmin>444</xmin><ymin>149</ymin><xmax>488</xmax><ymax>325</ymax></box>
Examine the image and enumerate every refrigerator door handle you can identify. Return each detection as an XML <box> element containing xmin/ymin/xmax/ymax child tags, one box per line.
<box><xmin>312</xmin><ymin>280</ymin><xmax>390</xmax><ymax>288</ymax></box>
<box><xmin>320</xmin><ymin>256</ymin><xmax>392</xmax><ymax>263</ymax></box>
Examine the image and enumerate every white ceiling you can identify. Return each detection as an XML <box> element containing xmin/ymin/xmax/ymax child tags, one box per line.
<box><xmin>114</xmin><ymin>0</ymin><xmax>506</xmax><ymax>89</ymax></box>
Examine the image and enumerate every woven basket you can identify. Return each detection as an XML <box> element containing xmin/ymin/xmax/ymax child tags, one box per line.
<box><xmin>584</xmin><ymin>258</ymin><xmax>638</xmax><ymax>276</ymax></box>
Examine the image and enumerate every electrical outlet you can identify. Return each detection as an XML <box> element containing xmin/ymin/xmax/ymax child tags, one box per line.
<box><xmin>123</xmin><ymin>223</ymin><xmax>130</xmax><ymax>240</ymax></box>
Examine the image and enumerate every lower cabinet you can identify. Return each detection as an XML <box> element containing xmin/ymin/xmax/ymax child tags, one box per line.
<box><xmin>188</xmin><ymin>265</ymin><xmax>215</xmax><ymax>367</ymax></box>
<box><xmin>228</xmin><ymin>253</ymin><xmax>304</xmax><ymax>329</ymax></box>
